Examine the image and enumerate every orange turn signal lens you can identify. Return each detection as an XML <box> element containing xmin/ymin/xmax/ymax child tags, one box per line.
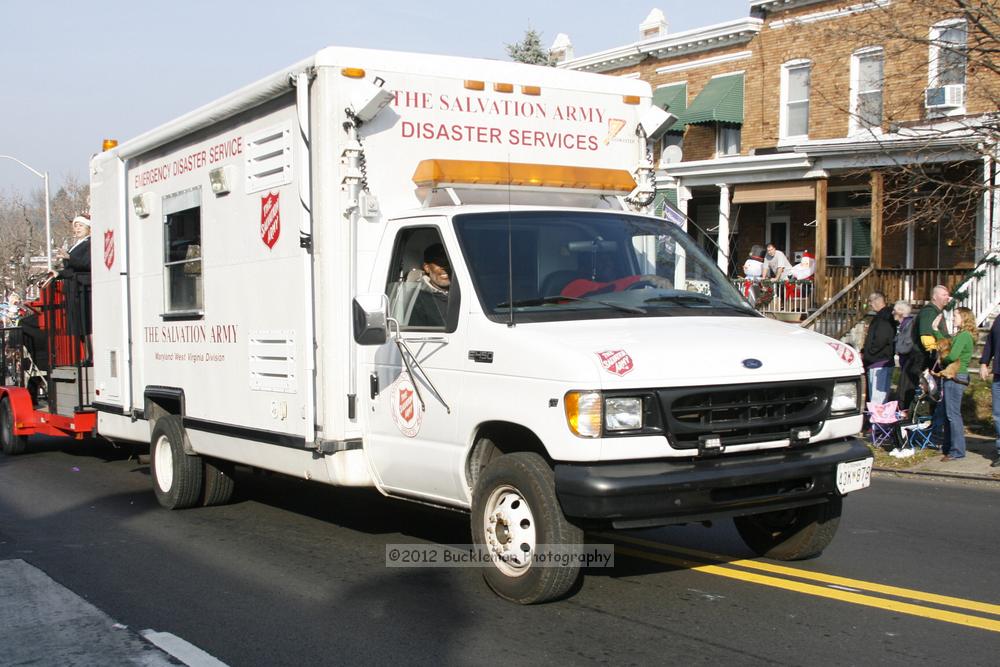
<box><xmin>341</xmin><ymin>67</ymin><xmax>366</xmax><ymax>78</ymax></box>
<box><xmin>564</xmin><ymin>391</ymin><xmax>602</xmax><ymax>438</ymax></box>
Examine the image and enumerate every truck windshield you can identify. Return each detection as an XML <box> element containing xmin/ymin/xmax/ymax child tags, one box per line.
<box><xmin>453</xmin><ymin>211</ymin><xmax>756</xmax><ymax>323</ymax></box>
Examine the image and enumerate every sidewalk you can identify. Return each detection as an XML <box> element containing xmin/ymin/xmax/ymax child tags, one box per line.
<box><xmin>872</xmin><ymin>432</ymin><xmax>1000</xmax><ymax>482</ymax></box>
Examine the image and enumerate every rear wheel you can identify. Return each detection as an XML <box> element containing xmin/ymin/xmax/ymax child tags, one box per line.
<box><xmin>0</xmin><ymin>397</ymin><xmax>27</xmax><ymax>456</ymax></box>
<box><xmin>202</xmin><ymin>458</ymin><xmax>236</xmax><ymax>506</ymax></box>
<box><xmin>150</xmin><ymin>416</ymin><xmax>203</xmax><ymax>510</ymax></box>
<box><xmin>471</xmin><ymin>452</ymin><xmax>583</xmax><ymax>604</ymax></box>
<box><xmin>734</xmin><ymin>496</ymin><xmax>842</xmax><ymax>560</ymax></box>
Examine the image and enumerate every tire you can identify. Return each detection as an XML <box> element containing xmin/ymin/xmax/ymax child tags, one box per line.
<box><xmin>471</xmin><ymin>452</ymin><xmax>583</xmax><ymax>604</ymax></box>
<box><xmin>202</xmin><ymin>458</ymin><xmax>236</xmax><ymax>506</ymax></box>
<box><xmin>0</xmin><ymin>397</ymin><xmax>27</xmax><ymax>456</ymax></box>
<box><xmin>734</xmin><ymin>495</ymin><xmax>843</xmax><ymax>561</ymax></box>
<box><xmin>150</xmin><ymin>415</ymin><xmax>203</xmax><ymax>510</ymax></box>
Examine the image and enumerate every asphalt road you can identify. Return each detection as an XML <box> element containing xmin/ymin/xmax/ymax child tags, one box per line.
<box><xmin>1</xmin><ymin>437</ymin><xmax>998</xmax><ymax>666</ymax></box>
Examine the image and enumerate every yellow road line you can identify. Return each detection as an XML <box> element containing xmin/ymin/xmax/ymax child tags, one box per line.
<box><xmin>613</xmin><ymin>545</ymin><xmax>1000</xmax><ymax>633</ymax></box>
<box><xmin>600</xmin><ymin>532</ymin><xmax>1000</xmax><ymax>618</ymax></box>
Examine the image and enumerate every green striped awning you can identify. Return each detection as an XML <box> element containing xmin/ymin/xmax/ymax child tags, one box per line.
<box><xmin>653</xmin><ymin>83</ymin><xmax>687</xmax><ymax>114</ymax></box>
<box><xmin>652</xmin><ymin>83</ymin><xmax>687</xmax><ymax>132</ymax></box>
<box><xmin>682</xmin><ymin>73</ymin><xmax>744</xmax><ymax>126</ymax></box>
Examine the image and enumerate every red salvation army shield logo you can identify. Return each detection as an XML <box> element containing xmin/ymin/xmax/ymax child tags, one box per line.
<box><xmin>260</xmin><ymin>192</ymin><xmax>281</xmax><ymax>249</ymax></box>
<box><xmin>103</xmin><ymin>230</ymin><xmax>115</xmax><ymax>270</ymax></box>
<box><xmin>389</xmin><ymin>373</ymin><xmax>422</xmax><ymax>437</ymax></box>
<box><xmin>597</xmin><ymin>349</ymin><xmax>634</xmax><ymax>377</ymax></box>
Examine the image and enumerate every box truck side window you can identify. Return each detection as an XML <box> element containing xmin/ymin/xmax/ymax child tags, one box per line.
<box><xmin>454</xmin><ymin>211</ymin><xmax>755</xmax><ymax>324</ymax></box>
<box><xmin>162</xmin><ymin>187</ymin><xmax>203</xmax><ymax>317</ymax></box>
<box><xmin>385</xmin><ymin>227</ymin><xmax>459</xmax><ymax>332</ymax></box>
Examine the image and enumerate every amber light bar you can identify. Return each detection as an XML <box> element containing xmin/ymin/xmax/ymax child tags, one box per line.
<box><xmin>412</xmin><ymin>159</ymin><xmax>636</xmax><ymax>192</ymax></box>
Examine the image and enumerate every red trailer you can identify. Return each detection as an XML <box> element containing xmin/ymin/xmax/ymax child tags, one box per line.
<box><xmin>0</xmin><ymin>281</ymin><xmax>96</xmax><ymax>454</ymax></box>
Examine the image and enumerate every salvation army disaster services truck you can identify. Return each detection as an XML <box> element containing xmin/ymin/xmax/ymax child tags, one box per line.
<box><xmin>2</xmin><ymin>46</ymin><xmax>872</xmax><ymax>604</ymax></box>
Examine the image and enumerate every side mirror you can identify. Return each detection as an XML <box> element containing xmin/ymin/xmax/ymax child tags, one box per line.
<box><xmin>353</xmin><ymin>294</ymin><xmax>388</xmax><ymax>345</ymax></box>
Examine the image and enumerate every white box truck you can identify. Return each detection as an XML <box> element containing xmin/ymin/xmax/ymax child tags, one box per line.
<box><xmin>13</xmin><ymin>46</ymin><xmax>872</xmax><ymax>603</ymax></box>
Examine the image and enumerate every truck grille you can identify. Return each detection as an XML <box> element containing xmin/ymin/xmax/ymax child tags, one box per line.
<box><xmin>656</xmin><ymin>380</ymin><xmax>831</xmax><ymax>449</ymax></box>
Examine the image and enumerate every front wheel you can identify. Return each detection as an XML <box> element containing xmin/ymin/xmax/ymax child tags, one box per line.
<box><xmin>150</xmin><ymin>416</ymin><xmax>203</xmax><ymax>510</ymax></box>
<box><xmin>734</xmin><ymin>496</ymin><xmax>842</xmax><ymax>560</ymax></box>
<box><xmin>471</xmin><ymin>452</ymin><xmax>583</xmax><ymax>604</ymax></box>
<box><xmin>0</xmin><ymin>397</ymin><xmax>27</xmax><ymax>455</ymax></box>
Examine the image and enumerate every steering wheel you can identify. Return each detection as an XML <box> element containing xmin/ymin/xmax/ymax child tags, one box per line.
<box><xmin>625</xmin><ymin>275</ymin><xmax>672</xmax><ymax>291</ymax></box>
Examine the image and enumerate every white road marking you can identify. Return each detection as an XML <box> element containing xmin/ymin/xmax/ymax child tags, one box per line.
<box><xmin>141</xmin><ymin>629</ymin><xmax>230</xmax><ymax>667</ymax></box>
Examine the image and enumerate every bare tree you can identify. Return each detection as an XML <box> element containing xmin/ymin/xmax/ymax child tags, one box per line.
<box><xmin>809</xmin><ymin>0</ymin><xmax>999</xmax><ymax>242</ymax></box>
<box><xmin>0</xmin><ymin>176</ymin><xmax>89</xmax><ymax>299</ymax></box>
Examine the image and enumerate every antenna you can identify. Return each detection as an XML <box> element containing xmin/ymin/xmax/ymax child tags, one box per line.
<box><xmin>506</xmin><ymin>156</ymin><xmax>515</xmax><ymax>328</ymax></box>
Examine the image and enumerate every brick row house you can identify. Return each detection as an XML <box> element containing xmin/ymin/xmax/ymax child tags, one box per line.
<box><xmin>558</xmin><ymin>0</ymin><xmax>1000</xmax><ymax>323</ymax></box>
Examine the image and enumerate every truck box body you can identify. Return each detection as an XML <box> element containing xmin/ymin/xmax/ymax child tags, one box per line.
<box><xmin>78</xmin><ymin>46</ymin><xmax>870</xmax><ymax>602</ymax></box>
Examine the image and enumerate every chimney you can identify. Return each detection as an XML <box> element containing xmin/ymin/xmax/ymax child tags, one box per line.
<box><xmin>550</xmin><ymin>33</ymin><xmax>574</xmax><ymax>63</ymax></box>
<box><xmin>639</xmin><ymin>8</ymin><xmax>668</xmax><ymax>40</ymax></box>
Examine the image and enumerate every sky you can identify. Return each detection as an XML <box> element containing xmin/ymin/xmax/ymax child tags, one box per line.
<box><xmin>0</xmin><ymin>0</ymin><xmax>751</xmax><ymax>196</ymax></box>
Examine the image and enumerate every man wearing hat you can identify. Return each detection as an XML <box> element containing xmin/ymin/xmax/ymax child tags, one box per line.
<box><xmin>409</xmin><ymin>242</ymin><xmax>452</xmax><ymax>327</ymax></box>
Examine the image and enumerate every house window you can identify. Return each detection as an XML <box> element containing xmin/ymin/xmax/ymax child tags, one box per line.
<box><xmin>930</xmin><ymin>21</ymin><xmax>967</xmax><ymax>87</ymax></box>
<box><xmin>162</xmin><ymin>188</ymin><xmax>203</xmax><ymax>316</ymax></box>
<box><xmin>716</xmin><ymin>125</ymin><xmax>741</xmax><ymax>156</ymax></box>
<box><xmin>851</xmin><ymin>48</ymin><xmax>884</xmax><ymax>132</ymax></box>
<box><xmin>781</xmin><ymin>60</ymin><xmax>811</xmax><ymax>140</ymax></box>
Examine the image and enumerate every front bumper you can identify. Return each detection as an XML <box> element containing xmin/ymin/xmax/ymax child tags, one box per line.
<box><xmin>554</xmin><ymin>438</ymin><xmax>871</xmax><ymax>529</ymax></box>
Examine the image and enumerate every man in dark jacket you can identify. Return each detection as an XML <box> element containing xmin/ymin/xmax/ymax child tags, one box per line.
<box><xmin>862</xmin><ymin>291</ymin><xmax>897</xmax><ymax>404</ymax></box>
<box><xmin>978</xmin><ymin>316</ymin><xmax>1000</xmax><ymax>467</ymax></box>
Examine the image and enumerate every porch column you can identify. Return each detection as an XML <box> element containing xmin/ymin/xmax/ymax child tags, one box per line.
<box><xmin>870</xmin><ymin>171</ymin><xmax>883</xmax><ymax>268</ymax></box>
<box><xmin>717</xmin><ymin>183</ymin><xmax>730</xmax><ymax>273</ymax></box>
<box><xmin>815</xmin><ymin>178</ymin><xmax>828</xmax><ymax>301</ymax></box>
<box><xmin>986</xmin><ymin>156</ymin><xmax>1000</xmax><ymax>253</ymax></box>
<box><xmin>675</xmin><ymin>186</ymin><xmax>691</xmax><ymax>289</ymax></box>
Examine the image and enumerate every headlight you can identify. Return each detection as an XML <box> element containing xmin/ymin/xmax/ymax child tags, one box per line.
<box><xmin>564</xmin><ymin>391</ymin><xmax>602</xmax><ymax>438</ymax></box>
<box><xmin>831</xmin><ymin>380</ymin><xmax>861</xmax><ymax>415</ymax></box>
<box><xmin>604</xmin><ymin>397</ymin><xmax>643</xmax><ymax>431</ymax></box>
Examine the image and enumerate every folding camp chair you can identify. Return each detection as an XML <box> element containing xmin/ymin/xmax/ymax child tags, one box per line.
<box><xmin>898</xmin><ymin>389</ymin><xmax>938</xmax><ymax>450</ymax></box>
<box><xmin>866</xmin><ymin>400</ymin><xmax>901</xmax><ymax>449</ymax></box>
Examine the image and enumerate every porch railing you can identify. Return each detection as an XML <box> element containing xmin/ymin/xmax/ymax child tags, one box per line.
<box><xmin>731</xmin><ymin>278</ymin><xmax>813</xmax><ymax>317</ymax></box>
<box><xmin>950</xmin><ymin>252</ymin><xmax>1000</xmax><ymax>326</ymax></box>
<box><xmin>802</xmin><ymin>266</ymin><xmax>975</xmax><ymax>340</ymax></box>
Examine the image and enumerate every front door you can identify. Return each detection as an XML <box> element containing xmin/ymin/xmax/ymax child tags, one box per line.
<box><xmin>363</xmin><ymin>223</ymin><xmax>467</xmax><ymax>504</ymax></box>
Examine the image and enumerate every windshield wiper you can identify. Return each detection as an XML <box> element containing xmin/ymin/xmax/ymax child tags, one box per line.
<box><xmin>643</xmin><ymin>294</ymin><xmax>711</xmax><ymax>307</ymax></box>
<box><xmin>497</xmin><ymin>295</ymin><xmax>646</xmax><ymax>314</ymax></box>
<box><xmin>644</xmin><ymin>294</ymin><xmax>755</xmax><ymax>313</ymax></box>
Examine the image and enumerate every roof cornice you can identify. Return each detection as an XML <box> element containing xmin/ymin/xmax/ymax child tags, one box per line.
<box><xmin>559</xmin><ymin>18</ymin><xmax>763</xmax><ymax>74</ymax></box>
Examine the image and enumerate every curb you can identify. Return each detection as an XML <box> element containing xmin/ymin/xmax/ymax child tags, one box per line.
<box><xmin>873</xmin><ymin>466</ymin><xmax>1000</xmax><ymax>483</ymax></box>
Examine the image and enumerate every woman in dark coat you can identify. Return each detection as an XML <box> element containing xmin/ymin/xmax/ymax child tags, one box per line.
<box><xmin>48</xmin><ymin>216</ymin><xmax>92</xmax><ymax>360</ymax></box>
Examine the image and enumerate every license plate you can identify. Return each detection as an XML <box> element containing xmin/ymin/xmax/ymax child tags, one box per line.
<box><xmin>836</xmin><ymin>458</ymin><xmax>873</xmax><ymax>494</ymax></box>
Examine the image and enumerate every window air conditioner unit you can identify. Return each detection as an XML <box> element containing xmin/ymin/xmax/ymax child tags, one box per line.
<box><xmin>925</xmin><ymin>84</ymin><xmax>964</xmax><ymax>109</ymax></box>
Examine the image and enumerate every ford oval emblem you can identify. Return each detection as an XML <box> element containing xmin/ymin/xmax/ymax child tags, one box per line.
<box><xmin>742</xmin><ymin>358</ymin><xmax>763</xmax><ymax>369</ymax></box>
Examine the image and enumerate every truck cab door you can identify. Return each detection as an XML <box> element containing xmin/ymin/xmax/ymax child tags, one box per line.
<box><xmin>363</xmin><ymin>223</ymin><xmax>467</xmax><ymax>504</ymax></box>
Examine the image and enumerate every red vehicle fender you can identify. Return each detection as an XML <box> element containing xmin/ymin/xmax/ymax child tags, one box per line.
<box><xmin>0</xmin><ymin>387</ymin><xmax>40</xmax><ymax>436</ymax></box>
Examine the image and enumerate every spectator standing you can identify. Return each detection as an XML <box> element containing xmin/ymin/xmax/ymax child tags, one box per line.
<box><xmin>936</xmin><ymin>307</ymin><xmax>975</xmax><ymax>462</ymax></box>
<box><xmin>861</xmin><ymin>291</ymin><xmax>897</xmax><ymax>404</ymax></box>
<box><xmin>763</xmin><ymin>242</ymin><xmax>793</xmax><ymax>281</ymax></box>
<box><xmin>892</xmin><ymin>301</ymin><xmax>918</xmax><ymax>409</ymax></box>
<box><xmin>905</xmin><ymin>285</ymin><xmax>951</xmax><ymax>439</ymax></box>
<box><xmin>978</xmin><ymin>315</ymin><xmax>1000</xmax><ymax>467</ymax></box>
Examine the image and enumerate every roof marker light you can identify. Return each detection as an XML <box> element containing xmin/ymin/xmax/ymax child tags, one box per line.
<box><xmin>464</xmin><ymin>80</ymin><xmax>486</xmax><ymax>91</ymax></box>
<box><xmin>494</xmin><ymin>82</ymin><xmax>514</xmax><ymax>93</ymax></box>
<box><xmin>623</xmin><ymin>95</ymin><xmax>641</xmax><ymax>105</ymax></box>
<box><xmin>341</xmin><ymin>67</ymin><xmax>366</xmax><ymax>78</ymax></box>
<box><xmin>521</xmin><ymin>85</ymin><xmax>541</xmax><ymax>96</ymax></box>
